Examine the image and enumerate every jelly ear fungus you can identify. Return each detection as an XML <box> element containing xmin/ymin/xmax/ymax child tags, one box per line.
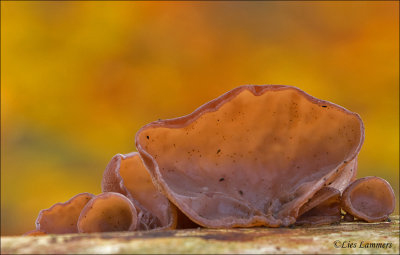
<box><xmin>136</xmin><ymin>85</ymin><xmax>365</xmax><ymax>228</ymax></box>
<box><xmin>102</xmin><ymin>152</ymin><xmax>197</xmax><ymax>230</ymax></box>
<box><xmin>77</xmin><ymin>192</ymin><xmax>138</xmax><ymax>233</ymax></box>
<box><xmin>35</xmin><ymin>193</ymin><xmax>94</xmax><ymax>234</ymax></box>
<box><xmin>341</xmin><ymin>176</ymin><xmax>395</xmax><ymax>222</ymax></box>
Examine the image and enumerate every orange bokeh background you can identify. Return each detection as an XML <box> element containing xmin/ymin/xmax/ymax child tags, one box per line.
<box><xmin>1</xmin><ymin>1</ymin><xmax>398</xmax><ymax>235</ymax></box>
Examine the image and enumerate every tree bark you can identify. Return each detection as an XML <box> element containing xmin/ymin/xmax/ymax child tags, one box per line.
<box><xmin>1</xmin><ymin>216</ymin><xmax>398</xmax><ymax>254</ymax></box>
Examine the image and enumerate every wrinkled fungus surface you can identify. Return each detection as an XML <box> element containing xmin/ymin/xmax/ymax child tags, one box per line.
<box><xmin>77</xmin><ymin>192</ymin><xmax>137</xmax><ymax>233</ymax></box>
<box><xmin>136</xmin><ymin>85</ymin><xmax>364</xmax><ymax>228</ymax></box>
<box><xmin>35</xmin><ymin>193</ymin><xmax>94</xmax><ymax>234</ymax></box>
<box><xmin>341</xmin><ymin>176</ymin><xmax>395</xmax><ymax>222</ymax></box>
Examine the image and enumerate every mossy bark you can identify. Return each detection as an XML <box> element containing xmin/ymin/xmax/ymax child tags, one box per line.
<box><xmin>1</xmin><ymin>216</ymin><xmax>398</xmax><ymax>254</ymax></box>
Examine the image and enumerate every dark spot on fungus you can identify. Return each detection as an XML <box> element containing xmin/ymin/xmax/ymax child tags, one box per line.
<box><xmin>219</xmin><ymin>178</ymin><xmax>225</xmax><ymax>182</ymax></box>
<box><xmin>217</xmin><ymin>149</ymin><xmax>221</xmax><ymax>154</ymax></box>
<box><xmin>322</xmin><ymin>105</ymin><xmax>327</xmax><ymax>108</ymax></box>
<box><xmin>146</xmin><ymin>136</ymin><xmax>149</xmax><ymax>140</ymax></box>
<box><xmin>239</xmin><ymin>190</ymin><xmax>243</xmax><ymax>196</ymax></box>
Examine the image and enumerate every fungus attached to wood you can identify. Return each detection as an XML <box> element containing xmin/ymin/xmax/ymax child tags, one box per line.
<box><xmin>341</xmin><ymin>176</ymin><xmax>395</xmax><ymax>222</ymax></box>
<box><xmin>136</xmin><ymin>85</ymin><xmax>364</xmax><ymax>228</ymax></box>
<box><xmin>25</xmin><ymin>85</ymin><xmax>397</xmax><ymax>233</ymax></box>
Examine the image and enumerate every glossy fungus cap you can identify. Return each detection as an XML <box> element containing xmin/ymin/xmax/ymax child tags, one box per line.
<box><xmin>136</xmin><ymin>85</ymin><xmax>364</xmax><ymax>227</ymax></box>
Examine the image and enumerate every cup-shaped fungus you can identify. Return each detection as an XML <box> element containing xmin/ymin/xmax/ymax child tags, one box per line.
<box><xmin>341</xmin><ymin>176</ymin><xmax>395</xmax><ymax>222</ymax></box>
<box><xmin>102</xmin><ymin>152</ymin><xmax>180</xmax><ymax>230</ymax></box>
<box><xmin>77</xmin><ymin>192</ymin><xmax>137</xmax><ymax>233</ymax></box>
<box><xmin>102</xmin><ymin>153</ymin><xmax>199</xmax><ymax>229</ymax></box>
<box><xmin>136</xmin><ymin>85</ymin><xmax>364</xmax><ymax>228</ymax></box>
<box><xmin>35</xmin><ymin>193</ymin><xmax>94</xmax><ymax>234</ymax></box>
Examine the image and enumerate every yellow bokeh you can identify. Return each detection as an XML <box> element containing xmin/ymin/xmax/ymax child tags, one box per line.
<box><xmin>1</xmin><ymin>1</ymin><xmax>398</xmax><ymax>235</ymax></box>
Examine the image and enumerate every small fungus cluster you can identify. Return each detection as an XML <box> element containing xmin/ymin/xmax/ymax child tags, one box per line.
<box><xmin>25</xmin><ymin>85</ymin><xmax>395</xmax><ymax>235</ymax></box>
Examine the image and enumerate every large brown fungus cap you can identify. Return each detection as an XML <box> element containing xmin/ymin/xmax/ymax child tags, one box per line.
<box><xmin>136</xmin><ymin>85</ymin><xmax>364</xmax><ymax>228</ymax></box>
<box><xmin>341</xmin><ymin>176</ymin><xmax>395</xmax><ymax>222</ymax></box>
<box><xmin>35</xmin><ymin>192</ymin><xmax>94</xmax><ymax>234</ymax></box>
<box><xmin>77</xmin><ymin>192</ymin><xmax>137</xmax><ymax>233</ymax></box>
<box><xmin>102</xmin><ymin>152</ymin><xmax>179</xmax><ymax>230</ymax></box>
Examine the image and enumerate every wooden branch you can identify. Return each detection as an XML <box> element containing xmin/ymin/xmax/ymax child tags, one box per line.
<box><xmin>1</xmin><ymin>216</ymin><xmax>398</xmax><ymax>254</ymax></box>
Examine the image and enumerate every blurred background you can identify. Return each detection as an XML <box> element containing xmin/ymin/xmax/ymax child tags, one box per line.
<box><xmin>1</xmin><ymin>1</ymin><xmax>398</xmax><ymax>235</ymax></box>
